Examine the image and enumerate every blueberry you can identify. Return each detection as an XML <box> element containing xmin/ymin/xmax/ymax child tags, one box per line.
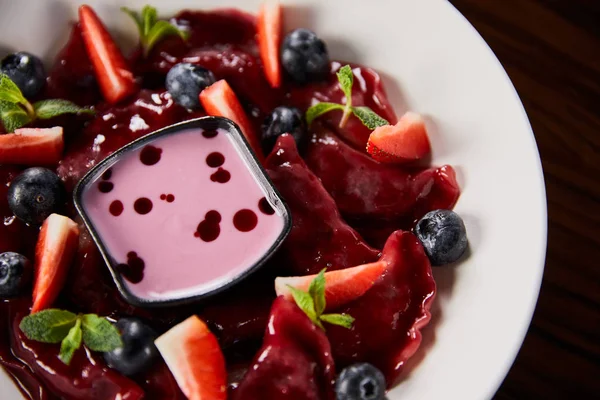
<box><xmin>7</xmin><ymin>167</ymin><xmax>66</xmax><ymax>225</ymax></box>
<box><xmin>261</xmin><ymin>106</ymin><xmax>306</xmax><ymax>153</ymax></box>
<box><xmin>281</xmin><ymin>29</ymin><xmax>330</xmax><ymax>84</ymax></box>
<box><xmin>104</xmin><ymin>318</ymin><xmax>159</xmax><ymax>376</ymax></box>
<box><xmin>0</xmin><ymin>252</ymin><xmax>32</xmax><ymax>298</ymax></box>
<box><xmin>336</xmin><ymin>363</ymin><xmax>386</xmax><ymax>400</ymax></box>
<box><xmin>166</xmin><ymin>63</ymin><xmax>216</xmax><ymax>110</ymax></box>
<box><xmin>1</xmin><ymin>52</ymin><xmax>46</xmax><ymax>98</ymax></box>
<box><xmin>414</xmin><ymin>209</ymin><xmax>468</xmax><ymax>266</ymax></box>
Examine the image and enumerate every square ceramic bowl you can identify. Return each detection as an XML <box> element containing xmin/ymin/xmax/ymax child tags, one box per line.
<box><xmin>73</xmin><ymin>117</ymin><xmax>291</xmax><ymax>307</ymax></box>
<box><xmin>0</xmin><ymin>0</ymin><xmax>547</xmax><ymax>399</ymax></box>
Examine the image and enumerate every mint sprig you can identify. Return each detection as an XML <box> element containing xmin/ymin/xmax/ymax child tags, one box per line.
<box><xmin>19</xmin><ymin>309</ymin><xmax>122</xmax><ymax>365</ymax></box>
<box><xmin>305</xmin><ymin>65</ymin><xmax>390</xmax><ymax>130</ymax></box>
<box><xmin>59</xmin><ymin>318</ymin><xmax>82</xmax><ymax>364</ymax></box>
<box><xmin>122</xmin><ymin>5</ymin><xmax>190</xmax><ymax>57</ymax></box>
<box><xmin>287</xmin><ymin>269</ymin><xmax>355</xmax><ymax>330</ymax></box>
<box><xmin>0</xmin><ymin>74</ymin><xmax>94</xmax><ymax>133</ymax></box>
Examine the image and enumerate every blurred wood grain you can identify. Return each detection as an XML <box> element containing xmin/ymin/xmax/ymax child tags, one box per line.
<box><xmin>448</xmin><ymin>0</ymin><xmax>600</xmax><ymax>398</ymax></box>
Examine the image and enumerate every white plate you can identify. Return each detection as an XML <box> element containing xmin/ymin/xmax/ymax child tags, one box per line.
<box><xmin>0</xmin><ymin>0</ymin><xmax>547</xmax><ymax>399</ymax></box>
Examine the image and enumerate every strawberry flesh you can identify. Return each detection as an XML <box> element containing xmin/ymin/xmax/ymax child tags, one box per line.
<box><xmin>232</xmin><ymin>297</ymin><xmax>336</xmax><ymax>400</ymax></box>
<box><xmin>31</xmin><ymin>214</ymin><xmax>80</xmax><ymax>313</ymax></box>
<box><xmin>275</xmin><ymin>261</ymin><xmax>386</xmax><ymax>311</ymax></box>
<box><xmin>200</xmin><ymin>79</ymin><xmax>265</xmax><ymax>161</ymax></box>
<box><xmin>257</xmin><ymin>0</ymin><xmax>282</xmax><ymax>88</ymax></box>
<box><xmin>78</xmin><ymin>5</ymin><xmax>138</xmax><ymax>104</ymax></box>
<box><xmin>155</xmin><ymin>316</ymin><xmax>227</xmax><ymax>400</ymax></box>
<box><xmin>265</xmin><ymin>134</ymin><xmax>380</xmax><ymax>275</ymax></box>
<box><xmin>0</xmin><ymin>127</ymin><xmax>64</xmax><ymax>166</ymax></box>
<box><xmin>366</xmin><ymin>112</ymin><xmax>431</xmax><ymax>163</ymax></box>
<box><xmin>326</xmin><ymin>230</ymin><xmax>435</xmax><ymax>386</ymax></box>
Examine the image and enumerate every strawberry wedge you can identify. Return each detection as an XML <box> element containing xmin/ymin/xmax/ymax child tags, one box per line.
<box><xmin>0</xmin><ymin>127</ymin><xmax>64</xmax><ymax>166</ymax></box>
<box><xmin>275</xmin><ymin>261</ymin><xmax>386</xmax><ymax>311</ymax></box>
<box><xmin>367</xmin><ymin>111</ymin><xmax>431</xmax><ymax>164</ymax></box>
<box><xmin>199</xmin><ymin>79</ymin><xmax>265</xmax><ymax>161</ymax></box>
<box><xmin>31</xmin><ymin>214</ymin><xmax>80</xmax><ymax>313</ymax></box>
<box><xmin>155</xmin><ymin>316</ymin><xmax>227</xmax><ymax>400</ymax></box>
<box><xmin>79</xmin><ymin>5</ymin><xmax>138</xmax><ymax>104</ymax></box>
<box><xmin>257</xmin><ymin>0</ymin><xmax>282</xmax><ymax>88</ymax></box>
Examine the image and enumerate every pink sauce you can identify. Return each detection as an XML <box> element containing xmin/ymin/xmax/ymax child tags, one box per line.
<box><xmin>80</xmin><ymin>127</ymin><xmax>286</xmax><ymax>302</ymax></box>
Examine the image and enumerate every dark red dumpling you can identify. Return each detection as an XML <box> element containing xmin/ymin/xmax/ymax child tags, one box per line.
<box><xmin>57</xmin><ymin>89</ymin><xmax>198</xmax><ymax>192</ymax></box>
<box><xmin>232</xmin><ymin>297</ymin><xmax>336</xmax><ymax>400</ymax></box>
<box><xmin>265</xmin><ymin>134</ymin><xmax>380</xmax><ymax>275</ymax></box>
<box><xmin>287</xmin><ymin>63</ymin><xmax>398</xmax><ymax>149</ymax></box>
<box><xmin>305</xmin><ymin>128</ymin><xmax>460</xmax><ymax>247</ymax></box>
<box><xmin>325</xmin><ymin>231</ymin><xmax>436</xmax><ymax>386</ymax></box>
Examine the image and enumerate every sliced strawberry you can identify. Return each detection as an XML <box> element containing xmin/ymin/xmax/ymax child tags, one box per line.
<box><xmin>79</xmin><ymin>5</ymin><xmax>138</xmax><ymax>104</ymax></box>
<box><xmin>275</xmin><ymin>261</ymin><xmax>386</xmax><ymax>311</ymax></box>
<box><xmin>155</xmin><ymin>316</ymin><xmax>227</xmax><ymax>400</ymax></box>
<box><xmin>31</xmin><ymin>214</ymin><xmax>80</xmax><ymax>313</ymax></box>
<box><xmin>366</xmin><ymin>111</ymin><xmax>431</xmax><ymax>163</ymax></box>
<box><xmin>257</xmin><ymin>0</ymin><xmax>282</xmax><ymax>88</ymax></box>
<box><xmin>199</xmin><ymin>79</ymin><xmax>265</xmax><ymax>161</ymax></box>
<box><xmin>0</xmin><ymin>127</ymin><xmax>63</xmax><ymax>166</ymax></box>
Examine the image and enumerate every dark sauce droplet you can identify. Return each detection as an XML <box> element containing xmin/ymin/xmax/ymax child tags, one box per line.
<box><xmin>202</xmin><ymin>129</ymin><xmax>218</xmax><ymax>138</ymax></box>
<box><xmin>233</xmin><ymin>209</ymin><xmax>258</xmax><ymax>232</ymax></box>
<box><xmin>206</xmin><ymin>152</ymin><xmax>225</xmax><ymax>168</ymax></box>
<box><xmin>102</xmin><ymin>169</ymin><xmax>112</xmax><ymax>180</ymax></box>
<box><xmin>134</xmin><ymin>197</ymin><xmax>153</xmax><ymax>215</ymax></box>
<box><xmin>140</xmin><ymin>145</ymin><xmax>162</xmax><ymax>166</ymax></box>
<box><xmin>117</xmin><ymin>251</ymin><xmax>145</xmax><ymax>283</ymax></box>
<box><xmin>210</xmin><ymin>168</ymin><xmax>231</xmax><ymax>183</ymax></box>
<box><xmin>195</xmin><ymin>210</ymin><xmax>221</xmax><ymax>242</ymax></box>
<box><xmin>98</xmin><ymin>181</ymin><xmax>114</xmax><ymax>193</ymax></box>
<box><xmin>258</xmin><ymin>197</ymin><xmax>275</xmax><ymax>215</ymax></box>
<box><xmin>160</xmin><ymin>194</ymin><xmax>166</xmax><ymax>200</ymax></box>
<box><xmin>109</xmin><ymin>200</ymin><xmax>124</xmax><ymax>216</ymax></box>
<box><xmin>166</xmin><ymin>194</ymin><xmax>175</xmax><ymax>203</ymax></box>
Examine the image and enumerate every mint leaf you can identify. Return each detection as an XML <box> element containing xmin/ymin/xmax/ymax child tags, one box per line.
<box><xmin>303</xmin><ymin>64</ymin><xmax>390</xmax><ymax>130</ymax></box>
<box><xmin>320</xmin><ymin>313</ymin><xmax>355</xmax><ymax>329</ymax></box>
<box><xmin>287</xmin><ymin>271</ymin><xmax>354</xmax><ymax>331</ymax></box>
<box><xmin>81</xmin><ymin>314</ymin><xmax>122</xmax><ymax>352</ymax></box>
<box><xmin>306</xmin><ymin>102</ymin><xmax>344</xmax><ymax>126</ymax></box>
<box><xmin>336</xmin><ymin>65</ymin><xmax>354</xmax><ymax>104</ymax></box>
<box><xmin>336</xmin><ymin>65</ymin><xmax>354</xmax><ymax>128</ymax></box>
<box><xmin>0</xmin><ymin>74</ymin><xmax>27</xmax><ymax>105</ymax></box>
<box><xmin>59</xmin><ymin>318</ymin><xmax>82</xmax><ymax>365</ymax></box>
<box><xmin>309</xmin><ymin>269</ymin><xmax>326</xmax><ymax>316</ymax></box>
<box><xmin>19</xmin><ymin>309</ymin><xmax>78</xmax><ymax>343</ymax></box>
<box><xmin>286</xmin><ymin>285</ymin><xmax>323</xmax><ymax>329</ymax></box>
<box><xmin>0</xmin><ymin>101</ymin><xmax>32</xmax><ymax>132</ymax></box>
<box><xmin>146</xmin><ymin>21</ymin><xmax>189</xmax><ymax>56</ymax></box>
<box><xmin>142</xmin><ymin>5</ymin><xmax>158</xmax><ymax>36</ymax></box>
<box><xmin>121</xmin><ymin>7</ymin><xmax>144</xmax><ymax>36</ymax></box>
<box><xmin>33</xmin><ymin>99</ymin><xmax>94</xmax><ymax>120</ymax></box>
<box><xmin>123</xmin><ymin>5</ymin><xmax>188</xmax><ymax>57</ymax></box>
<box><xmin>351</xmin><ymin>106</ymin><xmax>389</xmax><ymax>130</ymax></box>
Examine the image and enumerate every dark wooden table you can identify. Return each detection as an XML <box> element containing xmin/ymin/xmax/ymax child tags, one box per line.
<box><xmin>447</xmin><ymin>0</ymin><xmax>600</xmax><ymax>398</ymax></box>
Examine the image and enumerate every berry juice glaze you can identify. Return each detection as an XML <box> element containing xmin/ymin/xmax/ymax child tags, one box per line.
<box><xmin>0</xmin><ymin>9</ymin><xmax>459</xmax><ymax>400</ymax></box>
<box><xmin>79</xmin><ymin>127</ymin><xmax>286</xmax><ymax>302</ymax></box>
